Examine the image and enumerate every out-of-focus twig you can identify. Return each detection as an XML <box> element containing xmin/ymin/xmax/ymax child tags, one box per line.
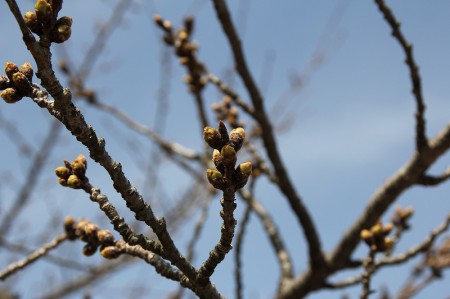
<box><xmin>0</xmin><ymin>233</ymin><xmax>68</xmax><ymax>280</ymax></box>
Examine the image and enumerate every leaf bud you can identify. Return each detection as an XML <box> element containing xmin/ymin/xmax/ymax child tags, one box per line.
<box><xmin>218</xmin><ymin>121</ymin><xmax>229</xmax><ymax>145</ymax></box>
<box><xmin>4</xmin><ymin>62</ymin><xmax>19</xmax><ymax>80</ymax></box>
<box><xmin>19</xmin><ymin>62</ymin><xmax>34</xmax><ymax>81</ymax></box>
<box><xmin>229</xmin><ymin>127</ymin><xmax>245</xmax><ymax>151</ymax></box>
<box><xmin>67</xmin><ymin>174</ymin><xmax>82</xmax><ymax>189</ymax></box>
<box><xmin>55</xmin><ymin>166</ymin><xmax>71</xmax><ymax>179</ymax></box>
<box><xmin>220</xmin><ymin>145</ymin><xmax>237</xmax><ymax>166</ymax></box>
<box><xmin>100</xmin><ymin>246</ymin><xmax>121</xmax><ymax>259</ymax></box>
<box><xmin>1</xmin><ymin>88</ymin><xmax>22</xmax><ymax>104</ymax></box>
<box><xmin>63</xmin><ymin>216</ymin><xmax>77</xmax><ymax>240</ymax></box>
<box><xmin>206</xmin><ymin>169</ymin><xmax>226</xmax><ymax>190</ymax></box>
<box><xmin>203</xmin><ymin>126</ymin><xmax>223</xmax><ymax>150</ymax></box>
<box><xmin>360</xmin><ymin>229</ymin><xmax>373</xmax><ymax>243</ymax></box>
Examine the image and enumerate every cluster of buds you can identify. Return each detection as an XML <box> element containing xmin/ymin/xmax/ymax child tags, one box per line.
<box><xmin>0</xmin><ymin>62</ymin><xmax>34</xmax><ymax>103</ymax></box>
<box><xmin>55</xmin><ymin>154</ymin><xmax>88</xmax><ymax>189</ymax></box>
<box><xmin>153</xmin><ymin>15</ymin><xmax>206</xmax><ymax>93</ymax></box>
<box><xmin>204</xmin><ymin>121</ymin><xmax>252</xmax><ymax>190</ymax></box>
<box><xmin>426</xmin><ymin>237</ymin><xmax>450</xmax><ymax>272</ymax></box>
<box><xmin>211</xmin><ymin>96</ymin><xmax>245</xmax><ymax>129</ymax></box>
<box><xmin>360</xmin><ymin>221</ymin><xmax>394</xmax><ymax>253</ymax></box>
<box><xmin>24</xmin><ymin>0</ymin><xmax>72</xmax><ymax>43</ymax></box>
<box><xmin>391</xmin><ymin>206</ymin><xmax>414</xmax><ymax>231</ymax></box>
<box><xmin>64</xmin><ymin>216</ymin><xmax>121</xmax><ymax>259</ymax></box>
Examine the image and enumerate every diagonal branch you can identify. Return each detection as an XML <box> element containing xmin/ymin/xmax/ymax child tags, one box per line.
<box><xmin>374</xmin><ymin>0</ymin><xmax>428</xmax><ymax>151</ymax></box>
<box><xmin>211</xmin><ymin>0</ymin><xmax>325</xmax><ymax>269</ymax></box>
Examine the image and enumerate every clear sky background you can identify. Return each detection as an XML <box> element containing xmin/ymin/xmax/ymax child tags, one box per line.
<box><xmin>0</xmin><ymin>0</ymin><xmax>449</xmax><ymax>298</ymax></box>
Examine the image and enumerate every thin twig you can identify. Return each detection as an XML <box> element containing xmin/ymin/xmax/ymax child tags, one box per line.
<box><xmin>416</xmin><ymin>168</ymin><xmax>450</xmax><ymax>186</ymax></box>
<box><xmin>234</xmin><ymin>203</ymin><xmax>252</xmax><ymax>299</ymax></box>
<box><xmin>0</xmin><ymin>233</ymin><xmax>68</xmax><ymax>280</ymax></box>
<box><xmin>211</xmin><ymin>0</ymin><xmax>325</xmax><ymax>270</ymax></box>
<box><xmin>373</xmin><ymin>0</ymin><xmax>428</xmax><ymax>151</ymax></box>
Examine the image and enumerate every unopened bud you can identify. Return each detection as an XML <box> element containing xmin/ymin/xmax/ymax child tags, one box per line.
<box><xmin>4</xmin><ymin>62</ymin><xmax>19</xmax><ymax>80</ymax></box>
<box><xmin>234</xmin><ymin>162</ymin><xmax>252</xmax><ymax>189</ymax></box>
<box><xmin>212</xmin><ymin>149</ymin><xmax>225</xmax><ymax>173</ymax></box>
<box><xmin>67</xmin><ymin>174</ymin><xmax>82</xmax><ymax>189</ymax></box>
<box><xmin>97</xmin><ymin>230</ymin><xmax>115</xmax><ymax>245</ymax></box>
<box><xmin>12</xmin><ymin>72</ymin><xmax>31</xmax><ymax>92</ymax></box>
<box><xmin>206</xmin><ymin>169</ymin><xmax>226</xmax><ymax>190</ymax></box>
<box><xmin>55</xmin><ymin>16</ymin><xmax>72</xmax><ymax>27</ymax></box>
<box><xmin>63</xmin><ymin>216</ymin><xmax>77</xmax><ymax>239</ymax></box>
<box><xmin>203</xmin><ymin>126</ymin><xmax>223</xmax><ymax>150</ymax></box>
<box><xmin>34</xmin><ymin>0</ymin><xmax>52</xmax><ymax>22</ymax></box>
<box><xmin>229</xmin><ymin>127</ymin><xmax>245</xmax><ymax>151</ymax></box>
<box><xmin>82</xmin><ymin>243</ymin><xmax>98</xmax><ymax>256</ymax></box>
<box><xmin>53</xmin><ymin>25</ymin><xmax>71</xmax><ymax>43</ymax></box>
<box><xmin>220</xmin><ymin>145</ymin><xmax>237</xmax><ymax>166</ymax></box>
<box><xmin>360</xmin><ymin>229</ymin><xmax>373</xmax><ymax>242</ymax></box>
<box><xmin>1</xmin><ymin>88</ymin><xmax>22</xmax><ymax>103</ymax></box>
<box><xmin>218</xmin><ymin>121</ymin><xmax>229</xmax><ymax>145</ymax></box>
<box><xmin>100</xmin><ymin>246</ymin><xmax>121</xmax><ymax>259</ymax></box>
<box><xmin>71</xmin><ymin>161</ymin><xmax>86</xmax><ymax>177</ymax></box>
<box><xmin>19</xmin><ymin>62</ymin><xmax>33</xmax><ymax>81</ymax></box>
<box><xmin>24</xmin><ymin>11</ymin><xmax>43</xmax><ymax>35</ymax></box>
<box><xmin>55</xmin><ymin>166</ymin><xmax>71</xmax><ymax>179</ymax></box>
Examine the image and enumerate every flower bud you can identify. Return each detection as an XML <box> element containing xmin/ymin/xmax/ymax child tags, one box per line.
<box><xmin>55</xmin><ymin>166</ymin><xmax>71</xmax><ymax>179</ymax></box>
<box><xmin>71</xmin><ymin>160</ymin><xmax>86</xmax><ymax>177</ymax></box>
<box><xmin>206</xmin><ymin>169</ymin><xmax>226</xmax><ymax>190</ymax></box>
<box><xmin>229</xmin><ymin>127</ymin><xmax>245</xmax><ymax>151</ymax></box>
<box><xmin>19</xmin><ymin>62</ymin><xmax>34</xmax><ymax>82</ymax></box>
<box><xmin>67</xmin><ymin>174</ymin><xmax>82</xmax><ymax>189</ymax></box>
<box><xmin>0</xmin><ymin>75</ymin><xmax>9</xmax><ymax>90</ymax></box>
<box><xmin>382</xmin><ymin>223</ymin><xmax>393</xmax><ymax>235</ymax></box>
<box><xmin>382</xmin><ymin>237</ymin><xmax>394</xmax><ymax>252</ymax></box>
<box><xmin>234</xmin><ymin>162</ymin><xmax>252</xmax><ymax>189</ymax></box>
<box><xmin>12</xmin><ymin>72</ymin><xmax>31</xmax><ymax>92</ymax></box>
<box><xmin>34</xmin><ymin>0</ymin><xmax>52</xmax><ymax>22</ymax></box>
<box><xmin>100</xmin><ymin>246</ymin><xmax>121</xmax><ymax>259</ymax></box>
<box><xmin>82</xmin><ymin>243</ymin><xmax>98</xmax><ymax>256</ymax></box>
<box><xmin>57</xmin><ymin>177</ymin><xmax>67</xmax><ymax>187</ymax></box>
<box><xmin>63</xmin><ymin>216</ymin><xmax>77</xmax><ymax>240</ymax></box>
<box><xmin>360</xmin><ymin>229</ymin><xmax>373</xmax><ymax>243</ymax></box>
<box><xmin>97</xmin><ymin>230</ymin><xmax>115</xmax><ymax>245</ymax></box>
<box><xmin>220</xmin><ymin>145</ymin><xmax>237</xmax><ymax>166</ymax></box>
<box><xmin>53</xmin><ymin>25</ymin><xmax>71</xmax><ymax>43</ymax></box>
<box><xmin>1</xmin><ymin>88</ymin><xmax>22</xmax><ymax>103</ymax></box>
<box><xmin>203</xmin><ymin>126</ymin><xmax>223</xmax><ymax>150</ymax></box>
<box><xmin>74</xmin><ymin>154</ymin><xmax>87</xmax><ymax>166</ymax></box>
<box><xmin>24</xmin><ymin>11</ymin><xmax>43</xmax><ymax>35</ymax></box>
<box><xmin>212</xmin><ymin>149</ymin><xmax>225</xmax><ymax>174</ymax></box>
<box><xmin>84</xmin><ymin>223</ymin><xmax>100</xmax><ymax>240</ymax></box>
<box><xmin>4</xmin><ymin>62</ymin><xmax>19</xmax><ymax>80</ymax></box>
<box><xmin>371</xmin><ymin>223</ymin><xmax>383</xmax><ymax>237</ymax></box>
<box><xmin>55</xmin><ymin>16</ymin><xmax>73</xmax><ymax>27</ymax></box>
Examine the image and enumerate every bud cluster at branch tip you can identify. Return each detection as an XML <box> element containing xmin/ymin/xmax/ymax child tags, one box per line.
<box><xmin>203</xmin><ymin>121</ymin><xmax>252</xmax><ymax>190</ymax></box>
<box><xmin>212</xmin><ymin>96</ymin><xmax>245</xmax><ymax>129</ymax></box>
<box><xmin>1</xmin><ymin>62</ymin><xmax>35</xmax><ymax>104</ymax></box>
<box><xmin>63</xmin><ymin>217</ymin><xmax>121</xmax><ymax>259</ymax></box>
<box><xmin>55</xmin><ymin>154</ymin><xmax>88</xmax><ymax>189</ymax></box>
<box><xmin>360</xmin><ymin>221</ymin><xmax>394</xmax><ymax>253</ymax></box>
<box><xmin>24</xmin><ymin>0</ymin><xmax>73</xmax><ymax>44</ymax></box>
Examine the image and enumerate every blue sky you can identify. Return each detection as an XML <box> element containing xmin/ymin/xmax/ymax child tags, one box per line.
<box><xmin>0</xmin><ymin>0</ymin><xmax>449</xmax><ymax>298</ymax></box>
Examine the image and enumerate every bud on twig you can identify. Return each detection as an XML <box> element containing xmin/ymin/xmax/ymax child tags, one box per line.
<box><xmin>234</xmin><ymin>162</ymin><xmax>252</xmax><ymax>189</ymax></box>
<box><xmin>20</xmin><ymin>62</ymin><xmax>34</xmax><ymax>82</ymax></box>
<box><xmin>34</xmin><ymin>0</ymin><xmax>52</xmax><ymax>23</ymax></box>
<box><xmin>100</xmin><ymin>246</ymin><xmax>121</xmax><ymax>259</ymax></box>
<box><xmin>12</xmin><ymin>72</ymin><xmax>31</xmax><ymax>92</ymax></box>
<box><xmin>4</xmin><ymin>62</ymin><xmax>19</xmax><ymax>80</ymax></box>
<box><xmin>220</xmin><ymin>145</ymin><xmax>237</xmax><ymax>167</ymax></box>
<box><xmin>55</xmin><ymin>166</ymin><xmax>71</xmax><ymax>179</ymax></box>
<box><xmin>229</xmin><ymin>127</ymin><xmax>245</xmax><ymax>151</ymax></box>
<box><xmin>212</xmin><ymin>149</ymin><xmax>225</xmax><ymax>174</ymax></box>
<box><xmin>206</xmin><ymin>169</ymin><xmax>226</xmax><ymax>190</ymax></box>
<box><xmin>67</xmin><ymin>174</ymin><xmax>82</xmax><ymax>189</ymax></box>
<box><xmin>203</xmin><ymin>126</ymin><xmax>223</xmax><ymax>150</ymax></box>
<box><xmin>1</xmin><ymin>88</ymin><xmax>22</xmax><ymax>103</ymax></box>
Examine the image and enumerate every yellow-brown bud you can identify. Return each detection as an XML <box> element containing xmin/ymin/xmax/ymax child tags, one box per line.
<box><xmin>19</xmin><ymin>62</ymin><xmax>34</xmax><ymax>82</ymax></box>
<box><xmin>67</xmin><ymin>174</ymin><xmax>82</xmax><ymax>189</ymax></box>
<box><xmin>55</xmin><ymin>166</ymin><xmax>71</xmax><ymax>179</ymax></box>
<box><xmin>212</xmin><ymin>149</ymin><xmax>225</xmax><ymax>173</ymax></box>
<box><xmin>82</xmin><ymin>243</ymin><xmax>98</xmax><ymax>256</ymax></box>
<box><xmin>53</xmin><ymin>25</ymin><xmax>71</xmax><ymax>43</ymax></box>
<box><xmin>1</xmin><ymin>88</ymin><xmax>22</xmax><ymax>104</ymax></box>
<box><xmin>24</xmin><ymin>11</ymin><xmax>43</xmax><ymax>35</ymax></box>
<box><xmin>4</xmin><ymin>62</ymin><xmax>19</xmax><ymax>80</ymax></box>
<box><xmin>100</xmin><ymin>246</ymin><xmax>121</xmax><ymax>259</ymax></box>
<box><xmin>63</xmin><ymin>216</ymin><xmax>77</xmax><ymax>239</ymax></box>
<box><xmin>220</xmin><ymin>145</ymin><xmax>237</xmax><ymax>166</ymax></box>
<box><xmin>97</xmin><ymin>230</ymin><xmax>115</xmax><ymax>245</ymax></box>
<box><xmin>34</xmin><ymin>0</ymin><xmax>52</xmax><ymax>22</ymax></box>
<box><xmin>203</xmin><ymin>126</ymin><xmax>223</xmax><ymax>150</ymax></box>
<box><xmin>71</xmin><ymin>161</ymin><xmax>86</xmax><ymax>177</ymax></box>
<box><xmin>234</xmin><ymin>162</ymin><xmax>252</xmax><ymax>189</ymax></box>
<box><xmin>229</xmin><ymin>127</ymin><xmax>245</xmax><ymax>151</ymax></box>
<box><xmin>55</xmin><ymin>16</ymin><xmax>73</xmax><ymax>27</ymax></box>
<box><xmin>206</xmin><ymin>169</ymin><xmax>226</xmax><ymax>190</ymax></box>
<box><xmin>12</xmin><ymin>72</ymin><xmax>31</xmax><ymax>92</ymax></box>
